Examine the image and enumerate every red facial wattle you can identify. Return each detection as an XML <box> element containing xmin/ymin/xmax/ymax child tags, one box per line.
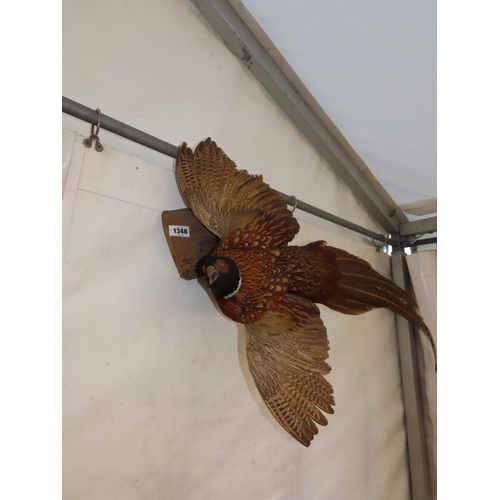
<box><xmin>214</xmin><ymin>259</ymin><xmax>229</xmax><ymax>273</ymax></box>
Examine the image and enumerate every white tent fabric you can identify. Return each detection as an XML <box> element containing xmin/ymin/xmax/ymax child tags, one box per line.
<box><xmin>240</xmin><ymin>0</ymin><xmax>437</xmax><ymax>211</ymax></box>
<box><xmin>62</xmin><ymin>134</ymin><xmax>411</xmax><ymax>499</ymax></box>
<box><xmin>62</xmin><ymin>1</ymin><xmax>436</xmax><ymax>497</ymax></box>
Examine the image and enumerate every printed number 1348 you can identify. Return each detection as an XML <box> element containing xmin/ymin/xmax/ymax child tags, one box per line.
<box><xmin>169</xmin><ymin>225</ymin><xmax>190</xmax><ymax>237</ymax></box>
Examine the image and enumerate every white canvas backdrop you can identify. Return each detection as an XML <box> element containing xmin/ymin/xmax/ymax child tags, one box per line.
<box><xmin>62</xmin><ymin>0</ymin><xmax>384</xmax><ymax>241</ymax></box>
<box><xmin>240</xmin><ymin>0</ymin><xmax>437</xmax><ymax>209</ymax></box>
<box><xmin>62</xmin><ymin>134</ymin><xmax>411</xmax><ymax>500</ymax></box>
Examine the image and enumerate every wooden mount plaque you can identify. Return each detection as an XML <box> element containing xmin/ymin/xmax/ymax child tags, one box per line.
<box><xmin>161</xmin><ymin>209</ymin><xmax>219</xmax><ymax>280</ymax></box>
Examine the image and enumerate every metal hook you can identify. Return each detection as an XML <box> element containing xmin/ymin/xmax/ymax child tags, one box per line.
<box><xmin>94</xmin><ymin>109</ymin><xmax>103</xmax><ymax>152</ymax></box>
<box><xmin>82</xmin><ymin>123</ymin><xmax>95</xmax><ymax>148</ymax></box>
<box><xmin>362</xmin><ymin>236</ymin><xmax>385</xmax><ymax>253</ymax></box>
<box><xmin>95</xmin><ymin>108</ymin><xmax>101</xmax><ymax>134</ymax></box>
<box><xmin>82</xmin><ymin>108</ymin><xmax>104</xmax><ymax>152</ymax></box>
<box><xmin>290</xmin><ymin>195</ymin><xmax>298</xmax><ymax>213</ymax></box>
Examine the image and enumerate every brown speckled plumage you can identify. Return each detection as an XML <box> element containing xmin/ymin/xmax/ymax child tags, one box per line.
<box><xmin>175</xmin><ymin>138</ymin><xmax>436</xmax><ymax>447</ymax></box>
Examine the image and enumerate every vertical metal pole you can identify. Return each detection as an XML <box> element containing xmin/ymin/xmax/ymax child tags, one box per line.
<box><xmin>391</xmin><ymin>250</ymin><xmax>432</xmax><ymax>500</ymax></box>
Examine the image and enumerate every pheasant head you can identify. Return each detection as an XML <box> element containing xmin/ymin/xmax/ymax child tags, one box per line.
<box><xmin>202</xmin><ymin>256</ymin><xmax>241</xmax><ymax>299</ymax></box>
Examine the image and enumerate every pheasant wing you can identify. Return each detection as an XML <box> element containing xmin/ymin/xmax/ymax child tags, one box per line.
<box><xmin>175</xmin><ymin>138</ymin><xmax>299</xmax><ymax>247</ymax></box>
<box><xmin>245</xmin><ymin>294</ymin><xmax>335</xmax><ymax>447</ymax></box>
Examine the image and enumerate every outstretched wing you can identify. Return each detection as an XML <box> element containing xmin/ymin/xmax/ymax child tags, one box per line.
<box><xmin>175</xmin><ymin>138</ymin><xmax>299</xmax><ymax>248</ymax></box>
<box><xmin>245</xmin><ymin>294</ymin><xmax>335</xmax><ymax>446</ymax></box>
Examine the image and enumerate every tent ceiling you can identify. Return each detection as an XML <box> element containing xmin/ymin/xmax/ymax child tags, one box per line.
<box><xmin>240</xmin><ymin>0</ymin><xmax>436</xmax><ymax>217</ymax></box>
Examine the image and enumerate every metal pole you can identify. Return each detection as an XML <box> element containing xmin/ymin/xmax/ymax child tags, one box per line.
<box><xmin>63</xmin><ymin>96</ymin><xmax>390</xmax><ymax>245</ymax></box>
<box><xmin>62</xmin><ymin>97</ymin><xmax>178</xmax><ymax>158</ymax></box>
<box><xmin>400</xmin><ymin>216</ymin><xmax>437</xmax><ymax>237</ymax></box>
<box><xmin>391</xmin><ymin>250</ymin><xmax>432</xmax><ymax>500</ymax></box>
<box><xmin>402</xmin><ymin>237</ymin><xmax>437</xmax><ymax>248</ymax></box>
<box><xmin>275</xmin><ymin>190</ymin><xmax>389</xmax><ymax>243</ymax></box>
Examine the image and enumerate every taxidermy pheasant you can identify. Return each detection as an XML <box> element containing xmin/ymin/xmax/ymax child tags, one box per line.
<box><xmin>175</xmin><ymin>138</ymin><xmax>436</xmax><ymax>447</ymax></box>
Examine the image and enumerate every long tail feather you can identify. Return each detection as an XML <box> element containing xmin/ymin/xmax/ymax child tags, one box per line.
<box><xmin>338</xmin><ymin>279</ymin><xmax>437</xmax><ymax>367</ymax></box>
<box><xmin>284</xmin><ymin>241</ymin><xmax>437</xmax><ymax>370</ymax></box>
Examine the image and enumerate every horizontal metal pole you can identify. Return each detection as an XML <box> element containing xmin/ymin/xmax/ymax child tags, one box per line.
<box><xmin>63</xmin><ymin>96</ymin><xmax>389</xmax><ymax>244</ymax></box>
<box><xmin>400</xmin><ymin>216</ymin><xmax>437</xmax><ymax>237</ymax></box>
<box><xmin>275</xmin><ymin>191</ymin><xmax>388</xmax><ymax>243</ymax></box>
<box><xmin>62</xmin><ymin>97</ymin><xmax>178</xmax><ymax>157</ymax></box>
<box><xmin>402</xmin><ymin>237</ymin><xmax>437</xmax><ymax>248</ymax></box>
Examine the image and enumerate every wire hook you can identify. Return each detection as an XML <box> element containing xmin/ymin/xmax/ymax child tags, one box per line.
<box><xmin>94</xmin><ymin>109</ymin><xmax>103</xmax><ymax>152</ymax></box>
<box><xmin>82</xmin><ymin>108</ymin><xmax>104</xmax><ymax>152</ymax></box>
<box><xmin>290</xmin><ymin>195</ymin><xmax>298</xmax><ymax>213</ymax></box>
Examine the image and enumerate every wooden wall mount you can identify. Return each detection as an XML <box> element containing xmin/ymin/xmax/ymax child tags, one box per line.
<box><xmin>162</xmin><ymin>209</ymin><xmax>219</xmax><ymax>280</ymax></box>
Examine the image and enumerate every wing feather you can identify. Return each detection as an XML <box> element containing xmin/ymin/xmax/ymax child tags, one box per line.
<box><xmin>175</xmin><ymin>138</ymin><xmax>299</xmax><ymax>247</ymax></box>
<box><xmin>246</xmin><ymin>295</ymin><xmax>335</xmax><ymax>447</ymax></box>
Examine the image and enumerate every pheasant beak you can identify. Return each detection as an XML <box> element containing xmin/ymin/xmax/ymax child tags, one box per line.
<box><xmin>205</xmin><ymin>265</ymin><xmax>219</xmax><ymax>285</ymax></box>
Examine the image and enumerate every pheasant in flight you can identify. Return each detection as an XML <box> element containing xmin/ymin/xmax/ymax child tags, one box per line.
<box><xmin>174</xmin><ymin>138</ymin><xmax>436</xmax><ymax>447</ymax></box>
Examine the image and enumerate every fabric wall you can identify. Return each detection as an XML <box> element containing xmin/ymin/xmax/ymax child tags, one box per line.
<box><xmin>63</xmin><ymin>1</ymin><xmax>413</xmax><ymax>498</ymax></box>
<box><xmin>62</xmin><ymin>133</ymin><xmax>410</xmax><ymax>499</ymax></box>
